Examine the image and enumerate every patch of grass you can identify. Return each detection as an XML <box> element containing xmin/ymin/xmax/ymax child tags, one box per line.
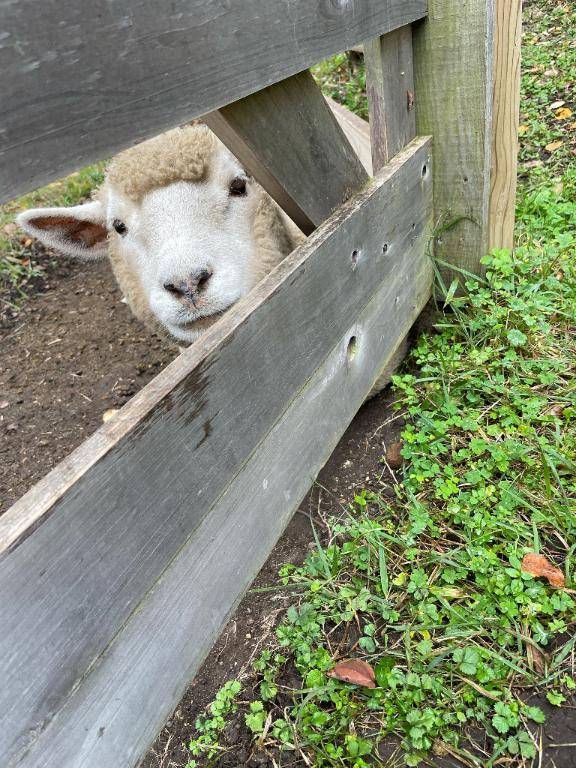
<box><xmin>312</xmin><ymin>53</ymin><xmax>368</xmax><ymax>121</ymax></box>
<box><xmin>519</xmin><ymin>2</ymin><xmax>576</xmax><ymax>186</ymax></box>
<box><xmin>187</xmin><ymin>2</ymin><xmax>576</xmax><ymax>766</ymax></box>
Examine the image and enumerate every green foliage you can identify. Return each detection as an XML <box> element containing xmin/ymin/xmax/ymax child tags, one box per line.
<box><xmin>187</xmin><ymin>680</ymin><xmax>241</xmax><ymax>763</ymax></box>
<box><xmin>312</xmin><ymin>53</ymin><xmax>368</xmax><ymax>121</ymax></box>
<box><xmin>519</xmin><ymin>1</ymin><xmax>576</xmax><ymax>185</ymax></box>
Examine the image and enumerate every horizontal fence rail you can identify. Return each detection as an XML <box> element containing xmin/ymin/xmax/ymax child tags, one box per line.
<box><xmin>0</xmin><ymin>137</ymin><xmax>433</xmax><ymax>768</ymax></box>
<box><xmin>0</xmin><ymin>0</ymin><xmax>427</xmax><ymax>204</ymax></box>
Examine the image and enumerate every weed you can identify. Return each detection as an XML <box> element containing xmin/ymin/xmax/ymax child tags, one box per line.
<box><xmin>187</xmin><ymin>681</ymin><xmax>242</xmax><ymax>766</ymax></box>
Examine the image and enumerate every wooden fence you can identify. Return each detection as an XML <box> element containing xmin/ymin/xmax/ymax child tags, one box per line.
<box><xmin>0</xmin><ymin>2</ymin><xmax>520</xmax><ymax>766</ymax></box>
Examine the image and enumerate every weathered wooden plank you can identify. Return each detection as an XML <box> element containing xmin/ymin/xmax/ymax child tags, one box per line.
<box><xmin>364</xmin><ymin>26</ymin><xmax>416</xmax><ymax>170</ymax></box>
<box><xmin>205</xmin><ymin>71</ymin><xmax>369</xmax><ymax>234</ymax></box>
<box><xmin>0</xmin><ymin>0</ymin><xmax>427</xmax><ymax>204</ymax></box>
<box><xmin>326</xmin><ymin>96</ymin><xmax>373</xmax><ymax>175</ymax></box>
<box><xmin>12</xmin><ymin>210</ymin><xmax>433</xmax><ymax>768</ymax></box>
<box><xmin>413</xmin><ymin>1</ymin><xmax>495</xmax><ymax>279</ymax></box>
<box><xmin>489</xmin><ymin>0</ymin><xmax>521</xmax><ymax>252</ymax></box>
<box><xmin>0</xmin><ymin>139</ymin><xmax>432</xmax><ymax>767</ymax></box>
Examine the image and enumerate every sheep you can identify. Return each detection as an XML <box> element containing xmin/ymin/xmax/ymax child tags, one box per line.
<box><xmin>17</xmin><ymin>121</ymin><xmax>401</xmax><ymax>394</ymax></box>
<box><xmin>17</xmin><ymin>124</ymin><xmax>304</xmax><ymax>346</ymax></box>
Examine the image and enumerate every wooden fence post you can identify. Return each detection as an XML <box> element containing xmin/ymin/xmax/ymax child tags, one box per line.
<box><xmin>364</xmin><ymin>27</ymin><xmax>416</xmax><ymax>171</ymax></box>
<box><xmin>413</xmin><ymin>0</ymin><xmax>521</xmax><ymax>281</ymax></box>
<box><xmin>489</xmin><ymin>0</ymin><xmax>522</xmax><ymax>253</ymax></box>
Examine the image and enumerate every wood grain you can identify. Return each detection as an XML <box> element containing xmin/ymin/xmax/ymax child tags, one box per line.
<box><xmin>364</xmin><ymin>26</ymin><xmax>416</xmax><ymax>170</ymax></box>
<box><xmin>325</xmin><ymin>97</ymin><xmax>373</xmax><ymax>175</ymax></box>
<box><xmin>0</xmin><ymin>139</ymin><xmax>432</xmax><ymax>768</ymax></box>
<box><xmin>0</xmin><ymin>0</ymin><xmax>427</xmax><ymax>204</ymax></box>
<box><xmin>489</xmin><ymin>0</ymin><xmax>521</xmax><ymax>252</ymax></box>
<box><xmin>205</xmin><ymin>71</ymin><xmax>368</xmax><ymax>234</ymax></box>
<box><xmin>413</xmin><ymin>0</ymin><xmax>495</xmax><ymax>279</ymax></box>
<box><xmin>16</xmin><ymin>240</ymin><xmax>432</xmax><ymax>768</ymax></box>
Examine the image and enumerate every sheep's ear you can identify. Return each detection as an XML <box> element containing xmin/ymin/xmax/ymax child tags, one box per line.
<box><xmin>16</xmin><ymin>200</ymin><xmax>108</xmax><ymax>260</ymax></box>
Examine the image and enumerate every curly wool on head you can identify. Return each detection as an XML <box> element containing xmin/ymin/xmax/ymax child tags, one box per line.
<box><xmin>106</xmin><ymin>124</ymin><xmax>219</xmax><ymax>202</ymax></box>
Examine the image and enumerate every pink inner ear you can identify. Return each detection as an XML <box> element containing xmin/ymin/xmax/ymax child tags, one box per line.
<box><xmin>33</xmin><ymin>215</ymin><xmax>107</xmax><ymax>248</ymax></box>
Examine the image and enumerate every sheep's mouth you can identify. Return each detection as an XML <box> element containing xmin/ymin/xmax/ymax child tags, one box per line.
<box><xmin>177</xmin><ymin>308</ymin><xmax>228</xmax><ymax>331</ymax></box>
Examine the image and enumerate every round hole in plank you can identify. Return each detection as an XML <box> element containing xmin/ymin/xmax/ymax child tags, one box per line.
<box><xmin>351</xmin><ymin>250</ymin><xmax>359</xmax><ymax>268</ymax></box>
<box><xmin>382</xmin><ymin>243</ymin><xmax>389</xmax><ymax>256</ymax></box>
<box><xmin>347</xmin><ymin>335</ymin><xmax>358</xmax><ymax>361</ymax></box>
<box><xmin>422</xmin><ymin>164</ymin><xmax>428</xmax><ymax>178</ymax></box>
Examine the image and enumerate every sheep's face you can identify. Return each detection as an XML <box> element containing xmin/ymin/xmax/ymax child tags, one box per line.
<box><xmin>105</xmin><ymin>152</ymin><xmax>260</xmax><ymax>344</ymax></box>
<box><xmin>16</xmin><ymin>127</ymin><xmax>263</xmax><ymax>346</ymax></box>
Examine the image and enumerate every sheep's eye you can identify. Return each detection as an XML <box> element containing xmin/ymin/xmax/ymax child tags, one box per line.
<box><xmin>113</xmin><ymin>219</ymin><xmax>127</xmax><ymax>236</ymax></box>
<box><xmin>229</xmin><ymin>177</ymin><xmax>247</xmax><ymax>197</ymax></box>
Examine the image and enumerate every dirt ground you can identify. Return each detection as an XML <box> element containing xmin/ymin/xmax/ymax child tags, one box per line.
<box><xmin>0</xmin><ymin>248</ymin><xmax>174</xmax><ymax>512</ymax></box>
<box><xmin>1</xmin><ymin>252</ymin><xmax>574</xmax><ymax>767</ymax></box>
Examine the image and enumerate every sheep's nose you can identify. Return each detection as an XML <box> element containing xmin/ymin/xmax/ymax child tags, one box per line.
<box><xmin>164</xmin><ymin>268</ymin><xmax>213</xmax><ymax>302</ymax></box>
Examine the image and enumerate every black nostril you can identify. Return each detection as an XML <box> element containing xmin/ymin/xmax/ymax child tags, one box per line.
<box><xmin>196</xmin><ymin>268</ymin><xmax>213</xmax><ymax>292</ymax></box>
<box><xmin>163</xmin><ymin>281</ymin><xmax>182</xmax><ymax>297</ymax></box>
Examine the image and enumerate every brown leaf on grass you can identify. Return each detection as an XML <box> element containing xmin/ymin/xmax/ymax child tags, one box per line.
<box><xmin>518</xmin><ymin>124</ymin><xmax>530</xmax><ymax>135</ymax></box>
<box><xmin>328</xmin><ymin>659</ymin><xmax>375</xmax><ymax>688</ymax></box>
<box><xmin>555</xmin><ymin>107</ymin><xmax>573</xmax><ymax>120</ymax></box>
<box><xmin>526</xmin><ymin>642</ymin><xmax>546</xmax><ymax>674</ymax></box>
<box><xmin>522</xmin><ymin>553</ymin><xmax>565</xmax><ymax>589</ymax></box>
<box><xmin>545</xmin><ymin>140</ymin><xmax>564</xmax><ymax>152</ymax></box>
<box><xmin>385</xmin><ymin>442</ymin><xmax>404</xmax><ymax>470</ymax></box>
<box><xmin>547</xmin><ymin>404</ymin><xmax>565</xmax><ymax>418</ymax></box>
<box><xmin>550</xmin><ymin>100</ymin><xmax>566</xmax><ymax>110</ymax></box>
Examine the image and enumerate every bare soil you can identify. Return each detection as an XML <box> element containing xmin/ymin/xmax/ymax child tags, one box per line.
<box><xmin>1</xmin><ymin>253</ymin><xmax>574</xmax><ymax>767</ymax></box>
<box><xmin>0</xmin><ymin>248</ymin><xmax>174</xmax><ymax>513</ymax></box>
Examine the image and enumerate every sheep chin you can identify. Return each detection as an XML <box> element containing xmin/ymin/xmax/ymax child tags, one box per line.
<box><xmin>165</xmin><ymin>310</ymin><xmax>227</xmax><ymax>346</ymax></box>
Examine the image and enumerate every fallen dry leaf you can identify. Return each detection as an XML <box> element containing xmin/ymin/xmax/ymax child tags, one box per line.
<box><xmin>3</xmin><ymin>223</ymin><xmax>17</xmax><ymax>237</ymax></box>
<box><xmin>526</xmin><ymin>642</ymin><xmax>546</xmax><ymax>674</ymax></box>
<box><xmin>0</xmin><ymin>400</ymin><xmax>9</xmax><ymax>410</ymax></box>
<box><xmin>518</xmin><ymin>124</ymin><xmax>530</xmax><ymax>135</ymax></box>
<box><xmin>556</xmin><ymin>107</ymin><xmax>573</xmax><ymax>120</ymax></box>
<box><xmin>550</xmin><ymin>100</ymin><xmax>566</xmax><ymax>110</ymax></box>
<box><xmin>102</xmin><ymin>408</ymin><xmax>119</xmax><ymax>424</ymax></box>
<box><xmin>328</xmin><ymin>659</ymin><xmax>376</xmax><ymax>688</ymax></box>
<box><xmin>385</xmin><ymin>442</ymin><xmax>404</xmax><ymax>470</ymax></box>
<box><xmin>545</xmin><ymin>140</ymin><xmax>564</xmax><ymax>152</ymax></box>
<box><xmin>522</xmin><ymin>552</ymin><xmax>565</xmax><ymax>589</ymax></box>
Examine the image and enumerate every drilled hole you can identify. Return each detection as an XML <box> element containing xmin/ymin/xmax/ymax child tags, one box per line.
<box><xmin>351</xmin><ymin>250</ymin><xmax>359</xmax><ymax>268</ymax></box>
<box><xmin>411</xmin><ymin>222</ymin><xmax>416</xmax><ymax>231</ymax></box>
<box><xmin>382</xmin><ymin>243</ymin><xmax>389</xmax><ymax>255</ymax></box>
<box><xmin>347</xmin><ymin>335</ymin><xmax>358</xmax><ymax>361</ymax></box>
<box><xmin>422</xmin><ymin>164</ymin><xmax>428</xmax><ymax>178</ymax></box>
